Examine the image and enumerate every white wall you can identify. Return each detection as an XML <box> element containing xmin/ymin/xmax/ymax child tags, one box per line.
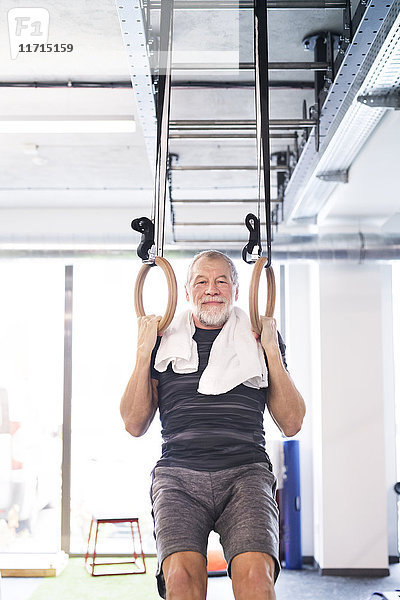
<box><xmin>314</xmin><ymin>263</ymin><xmax>395</xmax><ymax>572</ymax></box>
<box><xmin>285</xmin><ymin>261</ymin><xmax>398</xmax><ymax>568</ymax></box>
<box><xmin>381</xmin><ymin>266</ymin><xmax>398</xmax><ymax>558</ymax></box>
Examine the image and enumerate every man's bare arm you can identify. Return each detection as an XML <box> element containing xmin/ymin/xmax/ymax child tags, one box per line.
<box><xmin>259</xmin><ymin>316</ymin><xmax>306</xmax><ymax>437</ymax></box>
<box><xmin>120</xmin><ymin>315</ymin><xmax>160</xmax><ymax>437</ymax></box>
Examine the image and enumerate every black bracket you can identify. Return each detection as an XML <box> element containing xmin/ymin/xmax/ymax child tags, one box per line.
<box><xmin>302</xmin><ymin>99</ymin><xmax>310</xmax><ymax>146</ymax></box>
<box><xmin>168</xmin><ymin>152</ymin><xmax>179</xmax><ymax>242</ymax></box>
<box><xmin>131</xmin><ymin>217</ymin><xmax>155</xmax><ymax>263</ymax></box>
<box><xmin>357</xmin><ymin>93</ymin><xmax>400</xmax><ymax>109</ymax></box>
<box><xmin>242</xmin><ymin>213</ymin><xmax>262</xmax><ymax>264</ymax></box>
<box><xmin>316</xmin><ymin>169</ymin><xmax>348</xmax><ymax>183</ymax></box>
<box><xmin>303</xmin><ymin>31</ymin><xmax>340</xmax><ymax>152</ymax></box>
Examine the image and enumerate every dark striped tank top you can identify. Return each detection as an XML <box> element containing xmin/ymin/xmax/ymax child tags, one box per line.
<box><xmin>150</xmin><ymin>326</ymin><xmax>286</xmax><ymax>471</ymax></box>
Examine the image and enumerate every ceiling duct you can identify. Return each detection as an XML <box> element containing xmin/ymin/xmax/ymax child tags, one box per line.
<box><xmin>269</xmin><ymin>233</ymin><xmax>400</xmax><ymax>261</ymax></box>
<box><xmin>171</xmin><ymin>233</ymin><xmax>400</xmax><ymax>261</ymax></box>
<box><xmin>0</xmin><ymin>234</ymin><xmax>399</xmax><ymax>261</ymax></box>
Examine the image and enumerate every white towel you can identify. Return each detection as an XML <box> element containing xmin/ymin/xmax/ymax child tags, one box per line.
<box><xmin>154</xmin><ymin>306</ymin><xmax>268</xmax><ymax>395</ymax></box>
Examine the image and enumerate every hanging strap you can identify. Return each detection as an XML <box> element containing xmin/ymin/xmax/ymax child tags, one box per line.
<box><xmin>243</xmin><ymin>0</ymin><xmax>272</xmax><ymax>267</ymax></box>
<box><xmin>153</xmin><ymin>0</ymin><xmax>174</xmax><ymax>259</ymax></box>
<box><xmin>131</xmin><ymin>0</ymin><xmax>174</xmax><ymax>263</ymax></box>
<box><xmin>132</xmin><ymin>1</ymin><xmax>177</xmax><ymax>332</ymax></box>
<box><xmin>255</xmin><ymin>0</ymin><xmax>272</xmax><ymax>267</ymax></box>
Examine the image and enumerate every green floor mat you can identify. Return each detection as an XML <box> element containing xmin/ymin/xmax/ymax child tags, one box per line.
<box><xmin>29</xmin><ymin>557</ymin><xmax>160</xmax><ymax>600</ymax></box>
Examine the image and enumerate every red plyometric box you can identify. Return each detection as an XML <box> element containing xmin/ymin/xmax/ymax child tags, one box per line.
<box><xmin>85</xmin><ymin>516</ymin><xmax>146</xmax><ymax>577</ymax></box>
<box><xmin>207</xmin><ymin>549</ymin><xmax>227</xmax><ymax>576</ymax></box>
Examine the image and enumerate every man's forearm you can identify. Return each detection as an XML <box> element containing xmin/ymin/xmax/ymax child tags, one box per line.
<box><xmin>120</xmin><ymin>351</ymin><xmax>157</xmax><ymax>437</ymax></box>
<box><xmin>264</xmin><ymin>343</ymin><xmax>306</xmax><ymax>437</ymax></box>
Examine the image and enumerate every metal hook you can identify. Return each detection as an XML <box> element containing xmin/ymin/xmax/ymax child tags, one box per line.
<box><xmin>131</xmin><ymin>217</ymin><xmax>156</xmax><ymax>264</ymax></box>
<box><xmin>242</xmin><ymin>213</ymin><xmax>262</xmax><ymax>264</ymax></box>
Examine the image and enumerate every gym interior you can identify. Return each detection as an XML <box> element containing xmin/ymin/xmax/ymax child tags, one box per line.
<box><xmin>1</xmin><ymin>1</ymin><xmax>400</xmax><ymax>599</ymax></box>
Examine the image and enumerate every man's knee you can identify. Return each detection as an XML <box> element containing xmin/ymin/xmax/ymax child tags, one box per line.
<box><xmin>246</xmin><ymin>561</ymin><xmax>274</xmax><ymax>590</ymax></box>
<box><xmin>231</xmin><ymin>552</ymin><xmax>276</xmax><ymax>598</ymax></box>
<box><xmin>163</xmin><ymin>551</ymin><xmax>207</xmax><ymax>599</ymax></box>
<box><xmin>164</xmin><ymin>565</ymin><xmax>197</xmax><ymax>596</ymax></box>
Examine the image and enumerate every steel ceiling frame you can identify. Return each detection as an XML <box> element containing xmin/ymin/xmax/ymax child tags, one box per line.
<box><xmin>115</xmin><ymin>1</ymin><xmax>157</xmax><ymax>172</ymax></box>
<box><xmin>115</xmin><ymin>0</ymin><xmax>400</xmax><ymax>248</ymax></box>
<box><xmin>283</xmin><ymin>0</ymin><xmax>400</xmax><ymax>224</ymax></box>
<box><xmin>114</xmin><ymin>0</ymin><xmax>345</xmax><ymax>182</ymax></box>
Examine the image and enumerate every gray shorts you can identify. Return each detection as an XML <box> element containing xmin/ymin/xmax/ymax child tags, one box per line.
<box><xmin>150</xmin><ymin>462</ymin><xmax>280</xmax><ymax>598</ymax></box>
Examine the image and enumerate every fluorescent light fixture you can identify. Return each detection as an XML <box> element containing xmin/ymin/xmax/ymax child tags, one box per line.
<box><xmin>0</xmin><ymin>116</ymin><xmax>136</xmax><ymax>134</ymax></box>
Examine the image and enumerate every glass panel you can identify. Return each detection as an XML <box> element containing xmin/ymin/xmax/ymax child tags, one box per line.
<box><xmin>70</xmin><ymin>259</ymin><xmax>162</xmax><ymax>554</ymax></box>
<box><xmin>0</xmin><ymin>260</ymin><xmax>64</xmax><ymax>553</ymax></box>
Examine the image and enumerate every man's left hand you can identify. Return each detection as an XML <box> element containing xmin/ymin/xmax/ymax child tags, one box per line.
<box><xmin>259</xmin><ymin>316</ymin><xmax>279</xmax><ymax>350</ymax></box>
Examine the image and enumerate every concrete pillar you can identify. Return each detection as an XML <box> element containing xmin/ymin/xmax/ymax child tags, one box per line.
<box><xmin>285</xmin><ymin>263</ymin><xmax>317</xmax><ymax>560</ymax></box>
<box><xmin>314</xmin><ymin>263</ymin><xmax>395</xmax><ymax>575</ymax></box>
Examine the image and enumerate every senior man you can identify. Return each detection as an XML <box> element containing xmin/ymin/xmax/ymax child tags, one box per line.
<box><xmin>121</xmin><ymin>250</ymin><xmax>305</xmax><ymax>600</ymax></box>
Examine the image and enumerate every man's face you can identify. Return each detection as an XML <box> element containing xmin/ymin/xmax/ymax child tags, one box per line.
<box><xmin>185</xmin><ymin>257</ymin><xmax>238</xmax><ymax>329</ymax></box>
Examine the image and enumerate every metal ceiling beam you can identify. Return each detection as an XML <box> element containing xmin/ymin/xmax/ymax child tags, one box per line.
<box><xmin>171</xmin><ymin>133</ymin><xmax>259</xmax><ymax>139</ymax></box>
<box><xmin>174</xmin><ymin>222</ymin><xmax>270</xmax><ymax>226</ymax></box>
<box><xmin>171</xmin><ymin>80</ymin><xmax>315</xmax><ymax>89</ymax></box>
<box><xmin>172</xmin><ymin>62</ymin><xmax>328</xmax><ymax>71</ymax></box>
<box><xmin>147</xmin><ymin>1</ymin><xmax>346</xmax><ymax>9</ymax></box>
<box><xmin>171</xmin><ymin>198</ymin><xmax>282</xmax><ymax>203</ymax></box>
<box><xmin>170</xmin><ymin>165</ymin><xmax>288</xmax><ymax>171</ymax></box>
<box><xmin>170</xmin><ymin>119</ymin><xmax>316</xmax><ymax>130</ymax></box>
<box><xmin>170</xmin><ymin>132</ymin><xmax>297</xmax><ymax>139</ymax></box>
<box><xmin>115</xmin><ymin>1</ymin><xmax>156</xmax><ymax>171</ymax></box>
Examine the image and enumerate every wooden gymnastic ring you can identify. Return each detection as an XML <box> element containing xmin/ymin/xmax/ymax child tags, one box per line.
<box><xmin>249</xmin><ymin>258</ymin><xmax>276</xmax><ymax>336</ymax></box>
<box><xmin>134</xmin><ymin>256</ymin><xmax>177</xmax><ymax>334</ymax></box>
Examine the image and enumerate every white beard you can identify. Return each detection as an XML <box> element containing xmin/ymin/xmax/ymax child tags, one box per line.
<box><xmin>195</xmin><ymin>299</ymin><xmax>232</xmax><ymax>327</ymax></box>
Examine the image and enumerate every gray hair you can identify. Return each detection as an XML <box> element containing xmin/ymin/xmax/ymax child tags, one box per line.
<box><xmin>186</xmin><ymin>250</ymin><xmax>239</xmax><ymax>287</ymax></box>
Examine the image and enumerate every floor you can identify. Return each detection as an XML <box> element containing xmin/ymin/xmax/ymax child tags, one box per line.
<box><xmin>1</xmin><ymin>576</ymin><xmax>42</xmax><ymax>600</ymax></box>
<box><xmin>2</xmin><ymin>563</ymin><xmax>400</xmax><ymax>600</ymax></box>
<box><xmin>208</xmin><ymin>564</ymin><xmax>400</xmax><ymax>600</ymax></box>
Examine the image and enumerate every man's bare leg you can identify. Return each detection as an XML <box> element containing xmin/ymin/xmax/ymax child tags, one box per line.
<box><xmin>162</xmin><ymin>551</ymin><xmax>208</xmax><ymax>600</ymax></box>
<box><xmin>231</xmin><ymin>552</ymin><xmax>276</xmax><ymax>600</ymax></box>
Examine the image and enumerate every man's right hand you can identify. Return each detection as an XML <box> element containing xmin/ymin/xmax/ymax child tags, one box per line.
<box><xmin>137</xmin><ymin>315</ymin><xmax>162</xmax><ymax>356</ymax></box>
<box><xmin>122</xmin><ymin>314</ymin><xmax>161</xmax><ymax>436</ymax></box>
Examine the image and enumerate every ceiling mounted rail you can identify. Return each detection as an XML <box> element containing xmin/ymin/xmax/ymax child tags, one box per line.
<box><xmin>115</xmin><ymin>1</ymin><xmax>156</xmax><ymax>171</ymax></box>
<box><xmin>171</xmin><ymin>198</ymin><xmax>282</xmax><ymax>204</ymax></box>
<box><xmin>116</xmin><ymin>0</ymin><xmax>362</xmax><ymax>240</ymax></box>
<box><xmin>146</xmin><ymin>1</ymin><xmax>346</xmax><ymax>9</ymax></box>
<box><xmin>172</xmin><ymin>62</ymin><xmax>329</xmax><ymax>71</ymax></box>
<box><xmin>174</xmin><ymin>222</ymin><xmax>270</xmax><ymax>226</ymax></box>
<box><xmin>172</xmin><ymin>81</ymin><xmax>315</xmax><ymax>89</ymax></box>
<box><xmin>170</xmin><ymin>119</ymin><xmax>316</xmax><ymax>130</ymax></box>
<box><xmin>170</xmin><ymin>165</ymin><xmax>289</xmax><ymax>171</ymax></box>
<box><xmin>170</xmin><ymin>132</ymin><xmax>297</xmax><ymax>139</ymax></box>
